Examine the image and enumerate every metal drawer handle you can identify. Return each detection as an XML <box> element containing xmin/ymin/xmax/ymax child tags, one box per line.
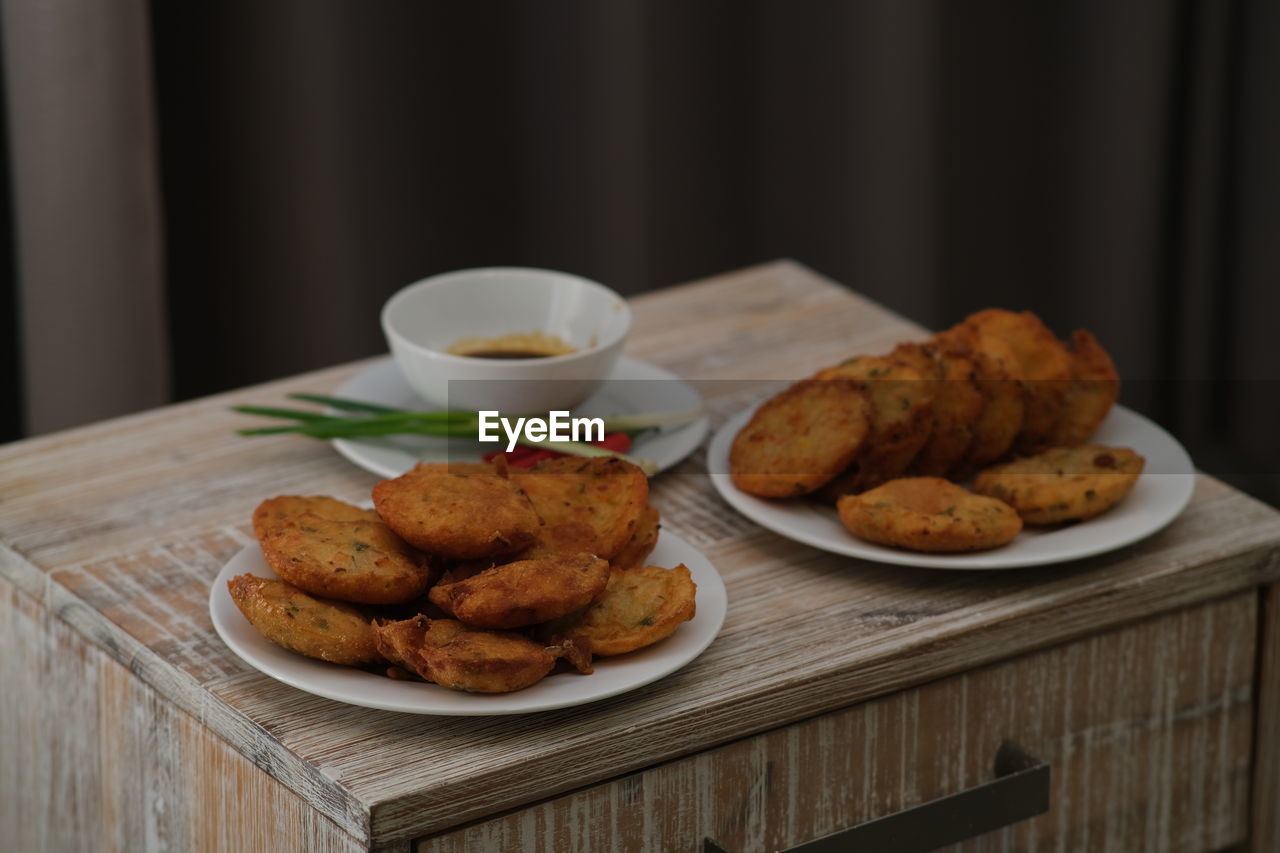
<box><xmin>705</xmin><ymin>740</ymin><xmax>1050</xmax><ymax>853</ymax></box>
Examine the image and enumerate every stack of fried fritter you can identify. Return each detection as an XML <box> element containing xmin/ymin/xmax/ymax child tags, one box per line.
<box><xmin>229</xmin><ymin>457</ymin><xmax>696</xmax><ymax>693</ymax></box>
<box><xmin>730</xmin><ymin>308</ymin><xmax>1145</xmax><ymax>552</ymax></box>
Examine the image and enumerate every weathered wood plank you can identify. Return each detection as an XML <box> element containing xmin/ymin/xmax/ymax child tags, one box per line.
<box><xmin>420</xmin><ymin>593</ymin><xmax>1255</xmax><ymax>853</ymax></box>
<box><xmin>23</xmin><ymin>548</ymin><xmax>375</xmax><ymax>842</ymax></box>
<box><xmin>0</xmin><ymin>576</ymin><xmax>369</xmax><ymax>853</ymax></box>
<box><xmin>1253</xmin><ymin>583</ymin><xmax>1280</xmax><ymax>851</ymax></box>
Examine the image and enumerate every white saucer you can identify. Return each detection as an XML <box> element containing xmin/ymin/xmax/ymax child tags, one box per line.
<box><xmin>328</xmin><ymin>356</ymin><xmax>707</xmax><ymax>478</ymax></box>
<box><xmin>209</xmin><ymin>531</ymin><xmax>727</xmax><ymax>715</ymax></box>
<box><xmin>707</xmin><ymin>404</ymin><xmax>1195</xmax><ymax>570</ymax></box>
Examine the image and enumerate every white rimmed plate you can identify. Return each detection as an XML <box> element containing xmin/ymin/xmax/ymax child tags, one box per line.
<box><xmin>707</xmin><ymin>404</ymin><xmax>1195</xmax><ymax>569</ymax></box>
<box><xmin>209</xmin><ymin>531</ymin><xmax>726</xmax><ymax>715</ymax></box>
<box><xmin>328</xmin><ymin>356</ymin><xmax>707</xmax><ymax>478</ymax></box>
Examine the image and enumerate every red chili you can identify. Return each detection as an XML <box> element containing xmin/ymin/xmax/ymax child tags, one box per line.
<box><xmin>596</xmin><ymin>432</ymin><xmax>631</xmax><ymax>452</ymax></box>
<box><xmin>511</xmin><ymin>449</ymin><xmax>558</xmax><ymax>467</ymax></box>
<box><xmin>483</xmin><ymin>431</ymin><xmax>631</xmax><ymax>468</ymax></box>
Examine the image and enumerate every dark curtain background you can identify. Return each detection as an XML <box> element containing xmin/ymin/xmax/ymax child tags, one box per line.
<box><xmin>9</xmin><ymin>1</ymin><xmax>1277</xmax><ymax>502</ymax></box>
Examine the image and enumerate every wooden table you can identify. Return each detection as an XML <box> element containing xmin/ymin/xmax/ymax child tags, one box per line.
<box><xmin>3</xmin><ymin>260</ymin><xmax>1279</xmax><ymax>852</ymax></box>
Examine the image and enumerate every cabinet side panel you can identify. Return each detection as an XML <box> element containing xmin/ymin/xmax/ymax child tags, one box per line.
<box><xmin>0</xmin><ymin>577</ymin><xmax>368</xmax><ymax>853</ymax></box>
<box><xmin>1252</xmin><ymin>582</ymin><xmax>1280</xmax><ymax>852</ymax></box>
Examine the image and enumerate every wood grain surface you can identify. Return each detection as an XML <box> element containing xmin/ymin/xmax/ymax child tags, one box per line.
<box><xmin>0</xmin><ymin>576</ymin><xmax>370</xmax><ymax>853</ymax></box>
<box><xmin>1253</xmin><ymin>583</ymin><xmax>1280</xmax><ymax>851</ymax></box>
<box><xmin>1</xmin><ymin>260</ymin><xmax>1278</xmax><ymax>847</ymax></box>
<box><xmin>422</xmin><ymin>592</ymin><xmax>1256</xmax><ymax>853</ymax></box>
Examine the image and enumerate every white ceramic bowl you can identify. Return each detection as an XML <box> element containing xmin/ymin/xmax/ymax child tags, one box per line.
<box><xmin>381</xmin><ymin>267</ymin><xmax>631</xmax><ymax>413</ymax></box>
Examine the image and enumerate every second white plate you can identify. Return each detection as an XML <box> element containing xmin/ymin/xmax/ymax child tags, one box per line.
<box><xmin>329</xmin><ymin>356</ymin><xmax>707</xmax><ymax>478</ymax></box>
<box><xmin>707</xmin><ymin>404</ymin><xmax>1195</xmax><ymax>569</ymax></box>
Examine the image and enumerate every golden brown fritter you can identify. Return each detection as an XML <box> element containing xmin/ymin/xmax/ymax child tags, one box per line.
<box><xmin>1047</xmin><ymin>329</ymin><xmax>1120</xmax><ymax>447</ymax></box>
<box><xmin>520</xmin><ymin>521</ymin><xmax>603</xmax><ymax>561</ymax></box>
<box><xmin>428</xmin><ymin>553</ymin><xmax>611</xmax><ymax>629</ymax></box>
<box><xmin>510</xmin><ymin>457</ymin><xmax>649</xmax><ymax>559</ymax></box>
<box><xmin>439</xmin><ymin>519</ymin><xmax>607</xmax><ymax>586</ymax></box>
<box><xmin>372</xmin><ymin>464</ymin><xmax>541</xmax><ymax>559</ymax></box>
<box><xmin>892</xmin><ymin>342</ymin><xmax>985</xmax><ymax>477</ymax></box>
<box><xmin>539</xmin><ymin>563</ymin><xmax>697</xmax><ymax>658</ymax></box>
<box><xmin>812</xmin><ymin>356</ymin><xmax>934</xmax><ymax>491</ymax></box>
<box><xmin>836</xmin><ymin>477</ymin><xmax>1023</xmax><ymax>552</ymax></box>
<box><xmin>227</xmin><ymin>574</ymin><xmax>381</xmax><ymax>666</ymax></box>
<box><xmin>960</xmin><ymin>309</ymin><xmax>1072</xmax><ymax>454</ymax></box>
<box><xmin>938</xmin><ymin>332</ymin><xmax>1028</xmax><ymax>475</ymax></box>
<box><xmin>253</xmin><ymin>496</ymin><xmax>435</xmax><ymax>604</ymax></box>
<box><xmin>253</xmin><ymin>495</ymin><xmax>381</xmax><ymax>540</ymax></box>
<box><xmin>730</xmin><ymin>378</ymin><xmax>873</xmax><ymax>498</ymax></box>
<box><xmin>811</xmin><ymin>466</ymin><xmax>863</xmax><ymax>505</ymax></box>
<box><xmin>971</xmin><ymin>445</ymin><xmax>1144</xmax><ymax>525</ymax></box>
<box><xmin>372</xmin><ymin>616</ymin><xmax>558</xmax><ymax>693</ymax></box>
<box><xmin>610</xmin><ymin>503</ymin><xmax>661</xmax><ymax>570</ymax></box>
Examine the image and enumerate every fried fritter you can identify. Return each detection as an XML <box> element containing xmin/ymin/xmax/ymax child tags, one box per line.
<box><xmin>253</xmin><ymin>496</ymin><xmax>435</xmax><ymax>604</ymax></box>
<box><xmin>362</xmin><ymin>592</ymin><xmax>450</xmax><ymax>623</ymax></box>
<box><xmin>939</xmin><ymin>332</ymin><xmax>1028</xmax><ymax>475</ymax></box>
<box><xmin>730</xmin><ymin>378</ymin><xmax>872</xmax><ymax>498</ymax></box>
<box><xmin>510</xmin><ymin>457</ymin><xmax>649</xmax><ymax>559</ymax></box>
<box><xmin>435</xmin><ymin>522</ymin><xmax>600</xmax><ymax>584</ymax></box>
<box><xmin>971</xmin><ymin>445</ymin><xmax>1145</xmax><ymax>525</ymax></box>
<box><xmin>892</xmin><ymin>342</ymin><xmax>984</xmax><ymax>477</ymax></box>
<box><xmin>811</xmin><ymin>465</ymin><xmax>862</xmax><ymax>505</ymax></box>
<box><xmin>520</xmin><ymin>521</ymin><xmax>603</xmax><ymax>561</ymax></box>
<box><xmin>836</xmin><ymin>477</ymin><xmax>1022</xmax><ymax>552</ymax></box>
<box><xmin>812</xmin><ymin>356</ymin><xmax>934</xmax><ymax>491</ymax></box>
<box><xmin>372</xmin><ymin>616</ymin><xmax>558</xmax><ymax>693</ymax></box>
<box><xmin>428</xmin><ymin>553</ymin><xmax>611</xmax><ymax>629</ymax></box>
<box><xmin>227</xmin><ymin>574</ymin><xmax>381</xmax><ymax>666</ymax></box>
<box><xmin>253</xmin><ymin>495</ymin><xmax>381</xmax><ymax>539</ymax></box>
<box><xmin>539</xmin><ymin>563</ymin><xmax>697</xmax><ymax>658</ymax></box>
<box><xmin>1047</xmin><ymin>329</ymin><xmax>1120</xmax><ymax>447</ymax></box>
<box><xmin>960</xmin><ymin>309</ymin><xmax>1072</xmax><ymax>454</ymax></box>
<box><xmin>372</xmin><ymin>463</ymin><xmax>541</xmax><ymax>559</ymax></box>
<box><xmin>611</xmin><ymin>502</ymin><xmax>660</xmax><ymax>570</ymax></box>
<box><xmin>432</xmin><ymin>561</ymin><xmax>489</xmax><ymax>587</ymax></box>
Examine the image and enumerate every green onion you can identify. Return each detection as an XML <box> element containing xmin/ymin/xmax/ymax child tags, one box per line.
<box><xmin>231</xmin><ymin>393</ymin><xmax>700</xmax><ymax>474</ymax></box>
<box><xmin>600</xmin><ymin>408</ymin><xmax>703</xmax><ymax>434</ymax></box>
<box><xmin>287</xmin><ymin>393</ymin><xmax>404</xmax><ymax>414</ymax></box>
<box><xmin>231</xmin><ymin>405</ymin><xmax>344</xmax><ymax>422</ymax></box>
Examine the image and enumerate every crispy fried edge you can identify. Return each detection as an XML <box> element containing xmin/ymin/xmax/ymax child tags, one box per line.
<box><xmin>730</xmin><ymin>377</ymin><xmax>873</xmax><ymax>497</ymax></box>
<box><xmin>512</xmin><ymin>457</ymin><xmax>650</xmax><ymax>558</ymax></box>
<box><xmin>371</xmin><ymin>466</ymin><xmax>541</xmax><ymax>559</ymax></box>
<box><xmin>372</xmin><ymin>616</ymin><xmax>558</xmax><ymax>693</ymax></box>
<box><xmin>971</xmin><ymin>446</ymin><xmax>1144</xmax><ymax>524</ymax></box>
<box><xmin>227</xmin><ymin>574</ymin><xmax>381</xmax><ymax>666</ymax></box>
<box><xmin>812</xmin><ymin>357</ymin><xmax>934</xmax><ymax>491</ymax></box>
<box><xmin>257</xmin><ymin>513</ymin><xmax>435</xmax><ymax>605</ymax></box>
<box><xmin>836</xmin><ymin>478</ymin><xmax>1022</xmax><ymax>552</ymax></box>
<box><xmin>428</xmin><ymin>553</ymin><xmax>611</xmax><ymax>629</ymax></box>
<box><xmin>1047</xmin><ymin>329</ymin><xmax>1120</xmax><ymax>446</ymax></box>
<box><xmin>541</xmin><ymin>563</ymin><xmax>697</xmax><ymax>657</ymax></box>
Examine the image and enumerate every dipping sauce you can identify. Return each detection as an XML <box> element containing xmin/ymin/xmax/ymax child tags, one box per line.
<box><xmin>446</xmin><ymin>331</ymin><xmax>578</xmax><ymax>359</ymax></box>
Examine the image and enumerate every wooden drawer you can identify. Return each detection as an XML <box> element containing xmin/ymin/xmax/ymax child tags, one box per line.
<box><xmin>420</xmin><ymin>592</ymin><xmax>1256</xmax><ymax>852</ymax></box>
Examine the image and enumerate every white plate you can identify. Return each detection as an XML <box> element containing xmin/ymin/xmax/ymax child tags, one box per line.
<box><xmin>209</xmin><ymin>531</ymin><xmax>727</xmax><ymax>715</ymax></box>
<box><xmin>707</xmin><ymin>404</ymin><xmax>1195</xmax><ymax>569</ymax></box>
<box><xmin>329</xmin><ymin>356</ymin><xmax>707</xmax><ymax>478</ymax></box>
